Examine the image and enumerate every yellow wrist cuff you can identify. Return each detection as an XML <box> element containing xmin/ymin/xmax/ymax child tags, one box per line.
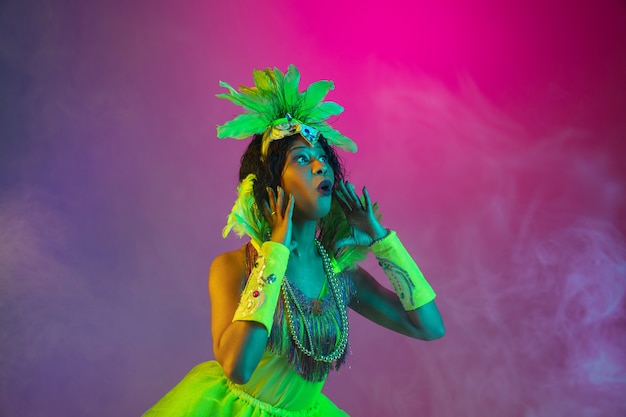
<box><xmin>371</xmin><ymin>231</ymin><xmax>436</xmax><ymax>310</ymax></box>
<box><xmin>232</xmin><ymin>241</ymin><xmax>289</xmax><ymax>332</ymax></box>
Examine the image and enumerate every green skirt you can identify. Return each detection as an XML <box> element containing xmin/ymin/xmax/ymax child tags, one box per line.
<box><xmin>142</xmin><ymin>361</ymin><xmax>348</xmax><ymax>417</ymax></box>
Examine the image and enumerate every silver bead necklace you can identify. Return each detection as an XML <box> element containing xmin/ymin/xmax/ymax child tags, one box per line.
<box><xmin>281</xmin><ymin>240</ymin><xmax>349</xmax><ymax>363</ymax></box>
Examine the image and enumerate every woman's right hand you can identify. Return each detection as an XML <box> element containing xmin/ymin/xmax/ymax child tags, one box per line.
<box><xmin>263</xmin><ymin>186</ymin><xmax>295</xmax><ymax>248</ymax></box>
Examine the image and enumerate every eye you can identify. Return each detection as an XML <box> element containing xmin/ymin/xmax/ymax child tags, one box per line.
<box><xmin>295</xmin><ymin>154</ymin><xmax>310</xmax><ymax>164</ymax></box>
<box><xmin>319</xmin><ymin>154</ymin><xmax>328</xmax><ymax>163</ymax></box>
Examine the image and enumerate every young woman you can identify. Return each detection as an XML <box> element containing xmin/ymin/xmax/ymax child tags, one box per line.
<box><xmin>143</xmin><ymin>65</ymin><xmax>444</xmax><ymax>416</ymax></box>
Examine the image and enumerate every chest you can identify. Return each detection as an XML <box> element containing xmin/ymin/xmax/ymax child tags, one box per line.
<box><xmin>284</xmin><ymin>256</ymin><xmax>326</xmax><ymax>299</ymax></box>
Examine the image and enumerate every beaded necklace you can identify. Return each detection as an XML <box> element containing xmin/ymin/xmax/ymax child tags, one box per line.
<box><xmin>248</xmin><ymin>239</ymin><xmax>351</xmax><ymax>382</ymax></box>
<box><xmin>281</xmin><ymin>240</ymin><xmax>349</xmax><ymax>363</ymax></box>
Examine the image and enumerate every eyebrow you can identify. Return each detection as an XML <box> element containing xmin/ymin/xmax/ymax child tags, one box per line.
<box><xmin>288</xmin><ymin>145</ymin><xmax>309</xmax><ymax>153</ymax></box>
<box><xmin>285</xmin><ymin>144</ymin><xmax>327</xmax><ymax>163</ymax></box>
<box><xmin>286</xmin><ymin>145</ymin><xmax>314</xmax><ymax>157</ymax></box>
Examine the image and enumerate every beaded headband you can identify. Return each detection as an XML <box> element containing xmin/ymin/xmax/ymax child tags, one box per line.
<box><xmin>216</xmin><ymin>64</ymin><xmax>357</xmax><ymax>158</ymax></box>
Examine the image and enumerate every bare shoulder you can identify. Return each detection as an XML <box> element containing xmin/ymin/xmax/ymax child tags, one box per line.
<box><xmin>211</xmin><ymin>244</ymin><xmax>248</xmax><ymax>273</ymax></box>
<box><xmin>209</xmin><ymin>244</ymin><xmax>249</xmax><ymax>292</ymax></box>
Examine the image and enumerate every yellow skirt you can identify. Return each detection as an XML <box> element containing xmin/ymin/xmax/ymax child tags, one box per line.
<box><xmin>142</xmin><ymin>361</ymin><xmax>348</xmax><ymax>417</ymax></box>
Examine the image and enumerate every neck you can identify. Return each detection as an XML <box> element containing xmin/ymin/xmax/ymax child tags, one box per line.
<box><xmin>289</xmin><ymin>218</ymin><xmax>318</xmax><ymax>258</ymax></box>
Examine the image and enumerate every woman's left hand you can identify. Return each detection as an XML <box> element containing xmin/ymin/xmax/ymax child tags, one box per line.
<box><xmin>334</xmin><ymin>180</ymin><xmax>388</xmax><ymax>249</ymax></box>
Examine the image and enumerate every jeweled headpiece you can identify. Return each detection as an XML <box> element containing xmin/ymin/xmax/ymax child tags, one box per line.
<box><xmin>216</xmin><ymin>64</ymin><xmax>357</xmax><ymax>157</ymax></box>
<box><xmin>219</xmin><ymin>66</ymin><xmax>369</xmax><ymax>272</ymax></box>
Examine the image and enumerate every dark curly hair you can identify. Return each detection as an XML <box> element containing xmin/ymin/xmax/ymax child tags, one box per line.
<box><xmin>239</xmin><ymin>133</ymin><xmax>346</xmax><ymax>210</ymax></box>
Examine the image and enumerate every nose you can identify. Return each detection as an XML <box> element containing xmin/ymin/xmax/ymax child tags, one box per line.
<box><xmin>313</xmin><ymin>159</ymin><xmax>328</xmax><ymax>175</ymax></box>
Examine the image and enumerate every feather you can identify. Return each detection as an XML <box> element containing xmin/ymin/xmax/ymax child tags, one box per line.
<box><xmin>272</xmin><ymin>67</ymin><xmax>284</xmax><ymax>87</ymax></box>
<box><xmin>283</xmin><ymin>64</ymin><xmax>301</xmax><ymax>108</ymax></box>
<box><xmin>309</xmin><ymin>124</ymin><xmax>355</xmax><ymax>152</ymax></box>
<box><xmin>308</xmin><ymin>101</ymin><xmax>344</xmax><ymax>120</ymax></box>
<box><xmin>217</xmin><ymin>80</ymin><xmax>238</xmax><ymax>96</ymax></box>
<box><xmin>317</xmin><ymin>199</ymin><xmax>379</xmax><ymax>271</ymax></box>
<box><xmin>216</xmin><ymin>64</ymin><xmax>358</xmax><ymax>155</ymax></box>
<box><xmin>217</xmin><ymin>81</ymin><xmax>272</xmax><ymax>114</ymax></box>
<box><xmin>300</xmin><ymin>80</ymin><xmax>334</xmax><ymax>113</ymax></box>
<box><xmin>266</xmin><ymin>68</ymin><xmax>281</xmax><ymax>96</ymax></box>
<box><xmin>216</xmin><ymin>112</ymin><xmax>269</xmax><ymax>139</ymax></box>
<box><xmin>272</xmin><ymin>67</ymin><xmax>286</xmax><ymax>108</ymax></box>
<box><xmin>239</xmin><ymin>86</ymin><xmax>259</xmax><ymax>96</ymax></box>
<box><xmin>235</xmin><ymin>89</ymin><xmax>280</xmax><ymax>121</ymax></box>
<box><xmin>222</xmin><ymin>174</ymin><xmax>270</xmax><ymax>245</ymax></box>
<box><xmin>215</xmin><ymin>92</ymin><xmax>265</xmax><ymax>115</ymax></box>
<box><xmin>253</xmin><ymin>69</ymin><xmax>273</xmax><ymax>94</ymax></box>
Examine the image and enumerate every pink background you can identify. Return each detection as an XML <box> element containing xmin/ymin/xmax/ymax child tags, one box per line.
<box><xmin>1</xmin><ymin>0</ymin><xmax>625</xmax><ymax>416</ymax></box>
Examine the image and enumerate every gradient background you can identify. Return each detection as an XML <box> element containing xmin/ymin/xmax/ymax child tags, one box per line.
<box><xmin>1</xmin><ymin>1</ymin><xmax>625</xmax><ymax>416</ymax></box>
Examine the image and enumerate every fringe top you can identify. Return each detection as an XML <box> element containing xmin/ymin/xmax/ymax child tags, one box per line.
<box><xmin>245</xmin><ymin>242</ymin><xmax>355</xmax><ymax>382</ymax></box>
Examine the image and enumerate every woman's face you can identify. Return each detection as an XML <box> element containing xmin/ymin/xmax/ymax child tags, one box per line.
<box><xmin>280</xmin><ymin>136</ymin><xmax>334</xmax><ymax>221</ymax></box>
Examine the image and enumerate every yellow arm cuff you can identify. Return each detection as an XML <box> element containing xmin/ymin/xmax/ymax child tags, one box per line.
<box><xmin>232</xmin><ymin>241</ymin><xmax>289</xmax><ymax>332</ymax></box>
<box><xmin>370</xmin><ymin>231</ymin><xmax>436</xmax><ymax>310</ymax></box>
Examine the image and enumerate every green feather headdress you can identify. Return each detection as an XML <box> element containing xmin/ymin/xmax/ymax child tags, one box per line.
<box><xmin>216</xmin><ymin>64</ymin><xmax>357</xmax><ymax>156</ymax></box>
<box><xmin>219</xmin><ymin>65</ymin><xmax>367</xmax><ymax>271</ymax></box>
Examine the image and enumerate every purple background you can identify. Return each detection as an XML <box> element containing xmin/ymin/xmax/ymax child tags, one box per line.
<box><xmin>1</xmin><ymin>1</ymin><xmax>625</xmax><ymax>416</ymax></box>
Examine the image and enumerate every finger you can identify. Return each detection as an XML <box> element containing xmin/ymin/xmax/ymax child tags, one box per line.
<box><xmin>267</xmin><ymin>187</ymin><xmax>276</xmax><ymax>215</ymax></box>
<box><xmin>345</xmin><ymin>181</ymin><xmax>364</xmax><ymax>210</ymax></box>
<box><xmin>362</xmin><ymin>186</ymin><xmax>373</xmax><ymax>211</ymax></box>
<box><xmin>285</xmin><ymin>193</ymin><xmax>295</xmax><ymax>220</ymax></box>
<box><xmin>355</xmin><ymin>185</ymin><xmax>367</xmax><ymax>211</ymax></box>
<box><xmin>262</xmin><ymin>200</ymin><xmax>273</xmax><ymax>222</ymax></box>
<box><xmin>339</xmin><ymin>181</ymin><xmax>359</xmax><ymax>209</ymax></box>
<box><xmin>277</xmin><ymin>186</ymin><xmax>285</xmax><ymax>217</ymax></box>
<box><xmin>334</xmin><ymin>186</ymin><xmax>352</xmax><ymax>211</ymax></box>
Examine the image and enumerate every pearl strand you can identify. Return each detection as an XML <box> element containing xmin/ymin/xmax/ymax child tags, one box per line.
<box><xmin>282</xmin><ymin>240</ymin><xmax>349</xmax><ymax>363</ymax></box>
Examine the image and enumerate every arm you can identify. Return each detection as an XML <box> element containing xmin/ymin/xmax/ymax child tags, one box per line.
<box><xmin>335</xmin><ymin>180</ymin><xmax>445</xmax><ymax>341</ymax></box>
<box><xmin>208</xmin><ymin>249</ymin><xmax>269</xmax><ymax>384</ymax></box>
<box><xmin>350</xmin><ymin>265</ymin><xmax>444</xmax><ymax>340</ymax></box>
<box><xmin>209</xmin><ymin>187</ymin><xmax>294</xmax><ymax>385</ymax></box>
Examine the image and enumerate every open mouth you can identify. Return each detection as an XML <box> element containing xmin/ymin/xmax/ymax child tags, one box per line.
<box><xmin>317</xmin><ymin>180</ymin><xmax>333</xmax><ymax>196</ymax></box>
